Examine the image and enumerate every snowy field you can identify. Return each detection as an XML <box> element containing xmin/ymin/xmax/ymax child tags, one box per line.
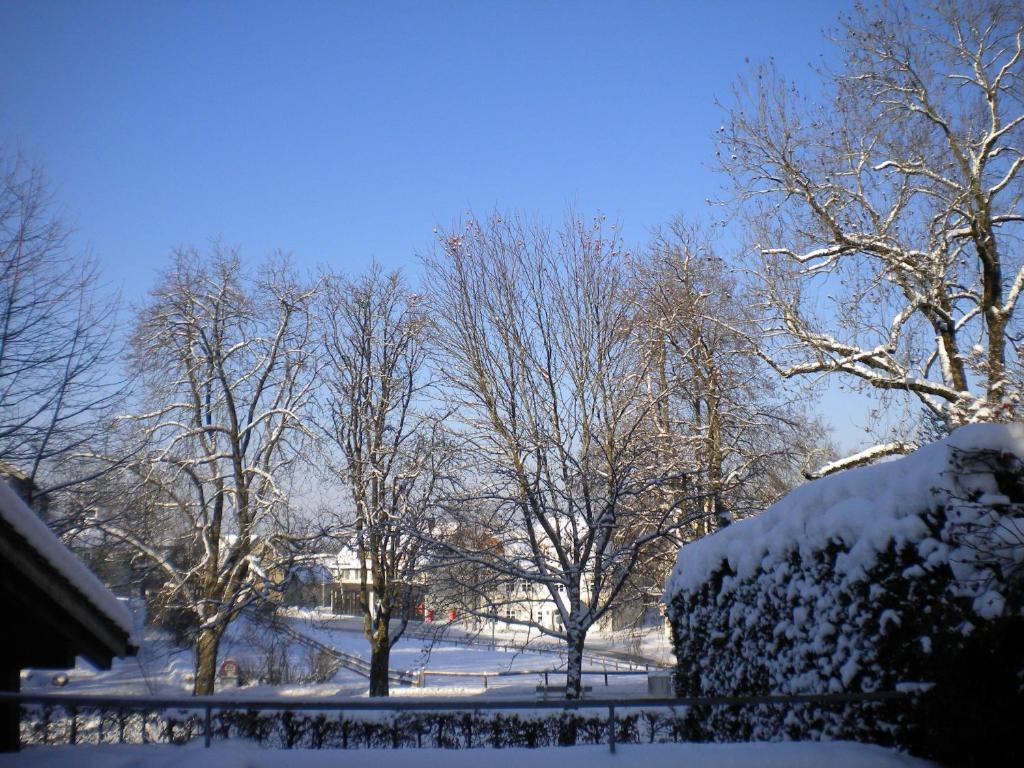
<box><xmin>21</xmin><ymin>606</ymin><xmax>665</xmax><ymax>700</ymax></box>
<box><xmin>1</xmin><ymin>742</ymin><xmax>937</xmax><ymax>767</ymax></box>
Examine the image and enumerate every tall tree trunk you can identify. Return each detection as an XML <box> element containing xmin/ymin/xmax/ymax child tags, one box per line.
<box><xmin>565</xmin><ymin>629</ymin><xmax>586</xmax><ymax>699</ymax></box>
<box><xmin>193</xmin><ymin>624</ymin><xmax>224</xmax><ymax>696</ymax></box>
<box><xmin>705</xmin><ymin>387</ymin><xmax>725</xmax><ymax>529</ymax></box>
<box><xmin>368</xmin><ymin>621</ymin><xmax>392</xmax><ymax>697</ymax></box>
<box><xmin>986</xmin><ymin>311</ymin><xmax>1008</xmax><ymax>407</ymax></box>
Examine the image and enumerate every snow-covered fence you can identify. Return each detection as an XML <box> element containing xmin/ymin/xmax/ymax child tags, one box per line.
<box><xmin>6</xmin><ymin>690</ymin><xmax>908</xmax><ymax>753</ymax></box>
<box><xmin>664</xmin><ymin>425</ymin><xmax>1024</xmax><ymax>765</ymax></box>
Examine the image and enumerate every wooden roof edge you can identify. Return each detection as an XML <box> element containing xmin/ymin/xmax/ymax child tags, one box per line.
<box><xmin>0</xmin><ymin>516</ymin><xmax>135</xmax><ymax>667</ymax></box>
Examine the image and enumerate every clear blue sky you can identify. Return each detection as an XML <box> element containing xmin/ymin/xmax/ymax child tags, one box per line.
<box><xmin>1</xmin><ymin>0</ymin><xmax>877</xmax><ymax>448</ymax></box>
<box><xmin>1</xmin><ymin>0</ymin><xmax>850</xmax><ymax>292</ymax></box>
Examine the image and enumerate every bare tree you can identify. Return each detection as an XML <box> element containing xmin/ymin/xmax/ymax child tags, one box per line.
<box><xmin>578</xmin><ymin>223</ymin><xmax>833</xmax><ymax>623</ymax></box>
<box><xmin>0</xmin><ymin>154</ymin><xmax>123</xmax><ymax>503</ymax></box>
<box><xmin>95</xmin><ymin>248</ymin><xmax>316</xmax><ymax>695</ymax></box>
<box><xmin>633</xmin><ymin>221</ymin><xmax>832</xmax><ymax>527</ymax></box>
<box><xmin>720</xmin><ymin>0</ymin><xmax>1024</xmax><ymax>467</ymax></box>
<box><xmin>316</xmin><ymin>266</ymin><xmax>450</xmax><ymax>697</ymax></box>
<box><xmin>424</xmin><ymin>211</ymin><xmax>689</xmax><ymax>698</ymax></box>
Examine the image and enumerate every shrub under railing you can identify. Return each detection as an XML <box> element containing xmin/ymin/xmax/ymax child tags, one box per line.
<box><xmin>11</xmin><ymin>691</ymin><xmax>910</xmax><ymax>752</ymax></box>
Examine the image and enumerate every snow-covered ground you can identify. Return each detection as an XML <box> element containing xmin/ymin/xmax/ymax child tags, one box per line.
<box><xmin>1</xmin><ymin>741</ymin><xmax>938</xmax><ymax>767</ymax></box>
<box><xmin>22</xmin><ymin>605</ymin><xmax>664</xmax><ymax>700</ymax></box>
<box><xmin>399</xmin><ymin>611</ymin><xmax>675</xmax><ymax>667</ymax></box>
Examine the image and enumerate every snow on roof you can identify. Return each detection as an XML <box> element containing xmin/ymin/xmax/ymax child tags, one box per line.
<box><xmin>334</xmin><ymin>546</ymin><xmax>364</xmax><ymax>570</ymax></box>
<box><xmin>0</xmin><ymin>480</ymin><xmax>133</xmax><ymax>635</ymax></box>
<box><xmin>664</xmin><ymin>422</ymin><xmax>1024</xmax><ymax>602</ymax></box>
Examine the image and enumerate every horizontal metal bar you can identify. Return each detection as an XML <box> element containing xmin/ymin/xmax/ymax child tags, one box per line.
<box><xmin>3</xmin><ymin>689</ymin><xmax>910</xmax><ymax>714</ymax></box>
<box><xmin>419</xmin><ymin>669</ymin><xmax>649</xmax><ymax>678</ymax></box>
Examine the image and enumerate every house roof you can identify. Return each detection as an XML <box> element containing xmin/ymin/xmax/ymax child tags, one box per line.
<box><xmin>0</xmin><ymin>480</ymin><xmax>134</xmax><ymax>668</ymax></box>
<box><xmin>0</xmin><ymin>481</ymin><xmax>132</xmax><ymax>634</ymax></box>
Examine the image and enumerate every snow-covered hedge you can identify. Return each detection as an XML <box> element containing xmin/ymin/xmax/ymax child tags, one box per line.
<box><xmin>21</xmin><ymin>706</ymin><xmax>707</xmax><ymax>749</ymax></box>
<box><xmin>664</xmin><ymin>424</ymin><xmax>1024</xmax><ymax>763</ymax></box>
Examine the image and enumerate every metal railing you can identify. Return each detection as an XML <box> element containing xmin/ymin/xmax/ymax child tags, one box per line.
<box><xmin>417</xmin><ymin>667</ymin><xmax>649</xmax><ymax>689</ymax></box>
<box><xmin>4</xmin><ymin>689</ymin><xmax>910</xmax><ymax>754</ymax></box>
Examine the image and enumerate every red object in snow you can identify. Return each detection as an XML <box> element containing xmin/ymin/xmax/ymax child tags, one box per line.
<box><xmin>449</xmin><ymin>609</ymin><xmax>457</xmax><ymax>622</ymax></box>
<box><xmin>426</xmin><ymin>609</ymin><xmax>434</xmax><ymax>622</ymax></box>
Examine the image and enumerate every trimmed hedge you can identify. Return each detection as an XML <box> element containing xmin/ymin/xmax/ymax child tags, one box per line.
<box><xmin>22</xmin><ymin>706</ymin><xmax>699</xmax><ymax>749</ymax></box>
<box><xmin>666</xmin><ymin>446</ymin><xmax>1024</xmax><ymax>765</ymax></box>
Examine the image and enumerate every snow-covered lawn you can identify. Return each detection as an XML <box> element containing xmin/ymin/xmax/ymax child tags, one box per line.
<box><xmin>283</xmin><ymin>608</ymin><xmax>671</xmax><ymax>668</ymax></box>
<box><xmin>22</xmin><ymin>607</ymin><xmax>662</xmax><ymax>700</ymax></box>
<box><xmin>2</xmin><ymin>741</ymin><xmax>937</xmax><ymax>767</ymax></box>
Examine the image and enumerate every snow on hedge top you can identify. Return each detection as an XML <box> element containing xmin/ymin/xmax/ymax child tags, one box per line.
<box><xmin>0</xmin><ymin>480</ymin><xmax>133</xmax><ymax>634</ymax></box>
<box><xmin>665</xmin><ymin>423</ymin><xmax>1024</xmax><ymax>602</ymax></box>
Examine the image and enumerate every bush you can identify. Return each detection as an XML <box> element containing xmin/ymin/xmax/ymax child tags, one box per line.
<box><xmin>665</xmin><ymin>441</ymin><xmax>1024</xmax><ymax>765</ymax></box>
<box><xmin>21</xmin><ymin>707</ymin><xmax>688</xmax><ymax>750</ymax></box>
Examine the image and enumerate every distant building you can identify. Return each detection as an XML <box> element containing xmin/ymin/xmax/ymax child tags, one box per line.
<box><xmin>281</xmin><ymin>560</ymin><xmax>334</xmax><ymax>608</ymax></box>
<box><xmin>282</xmin><ymin>547</ymin><xmax>427</xmax><ymax>620</ymax></box>
<box><xmin>333</xmin><ymin>546</ymin><xmax>427</xmax><ymax>620</ymax></box>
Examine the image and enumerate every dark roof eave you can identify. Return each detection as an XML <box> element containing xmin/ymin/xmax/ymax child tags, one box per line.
<box><xmin>0</xmin><ymin>517</ymin><xmax>134</xmax><ymax>667</ymax></box>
